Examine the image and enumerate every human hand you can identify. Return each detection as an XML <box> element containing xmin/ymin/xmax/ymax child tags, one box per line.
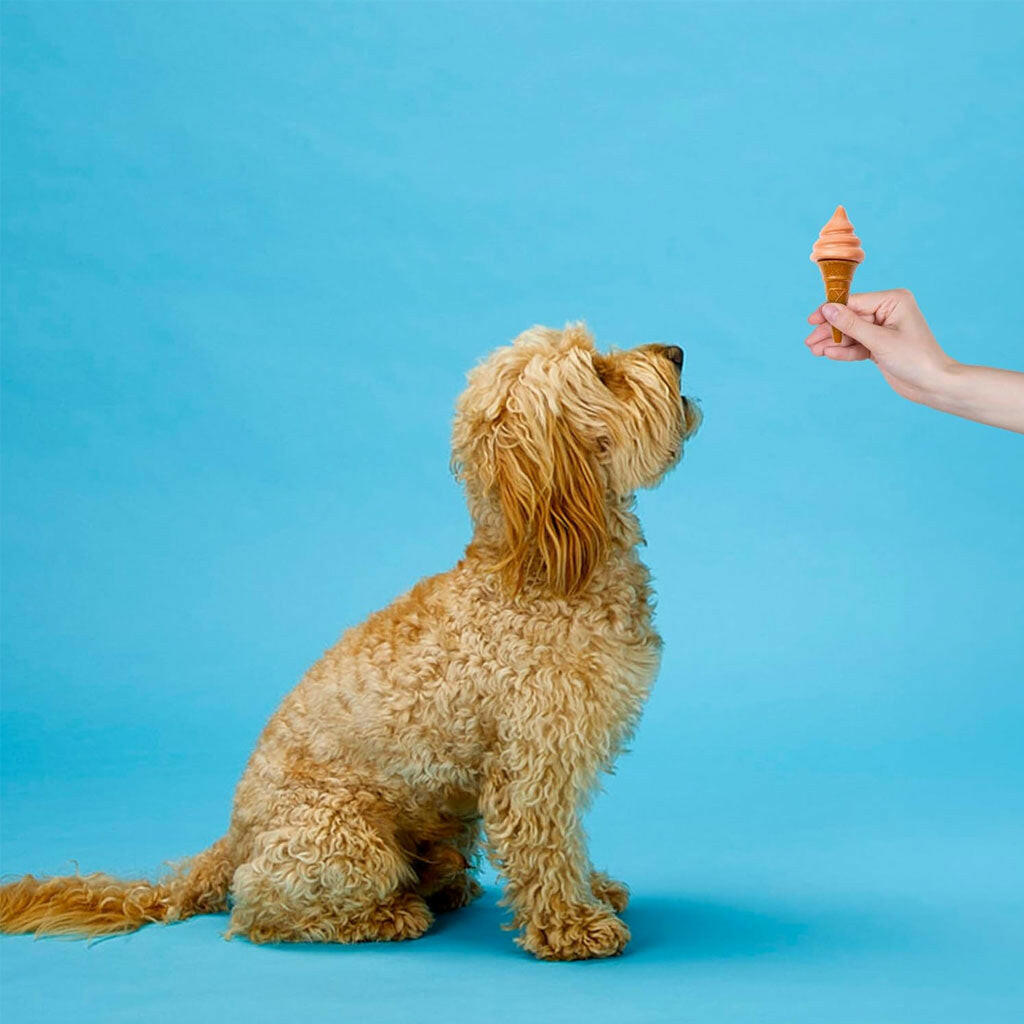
<box><xmin>804</xmin><ymin>289</ymin><xmax>956</xmax><ymax>406</ymax></box>
<box><xmin>804</xmin><ymin>289</ymin><xmax>1024</xmax><ymax>433</ymax></box>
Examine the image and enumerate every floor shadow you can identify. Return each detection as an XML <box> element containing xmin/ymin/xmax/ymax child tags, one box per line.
<box><xmin>623</xmin><ymin>894</ymin><xmax>811</xmax><ymax>959</ymax></box>
<box><xmin>623</xmin><ymin>892</ymin><xmax>907</xmax><ymax>962</ymax></box>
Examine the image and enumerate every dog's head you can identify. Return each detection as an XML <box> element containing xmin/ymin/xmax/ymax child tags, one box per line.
<box><xmin>452</xmin><ymin>323</ymin><xmax>700</xmax><ymax>596</ymax></box>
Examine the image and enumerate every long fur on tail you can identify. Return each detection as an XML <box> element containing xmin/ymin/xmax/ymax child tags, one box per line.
<box><xmin>0</xmin><ymin>838</ymin><xmax>234</xmax><ymax>938</ymax></box>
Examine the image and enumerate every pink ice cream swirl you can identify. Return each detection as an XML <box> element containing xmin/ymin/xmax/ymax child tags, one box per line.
<box><xmin>810</xmin><ymin>205</ymin><xmax>865</xmax><ymax>263</ymax></box>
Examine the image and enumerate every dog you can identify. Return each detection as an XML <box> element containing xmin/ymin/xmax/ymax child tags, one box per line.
<box><xmin>0</xmin><ymin>323</ymin><xmax>700</xmax><ymax>960</ymax></box>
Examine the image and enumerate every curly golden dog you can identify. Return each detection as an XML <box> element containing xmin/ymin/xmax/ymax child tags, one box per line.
<box><xmin>0</xmin><ymin>323</ymin><xmax>699</xmax><ymax>960</ymax></box>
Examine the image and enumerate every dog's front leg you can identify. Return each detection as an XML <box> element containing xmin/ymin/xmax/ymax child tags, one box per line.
<box><xmin>481</xmin><ymin>752</ymin><xmax>629</xmax><ymax>961</ymax></box>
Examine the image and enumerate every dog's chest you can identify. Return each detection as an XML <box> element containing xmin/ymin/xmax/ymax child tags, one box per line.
<box><xmin>478</xmin><ymin>562</ymin><xmax>662</xmax><ymax>709</ymax></box>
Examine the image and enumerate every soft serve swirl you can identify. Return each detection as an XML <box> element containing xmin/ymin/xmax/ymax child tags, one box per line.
<box><xmin>810</xmin><ymin>205</ymin><xmax>865</xmax><ymax>263</ymax></box>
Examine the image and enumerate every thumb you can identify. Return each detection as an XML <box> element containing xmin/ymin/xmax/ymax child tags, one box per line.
<box><xmin>821</xmin><ymin>303</ymin><xmax>890</xmax><ymax>351</ymax></box>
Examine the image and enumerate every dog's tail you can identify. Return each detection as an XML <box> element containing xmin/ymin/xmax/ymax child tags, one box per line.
<box><xmin>0</xmin><ymin>837</ymin><xmax>235</xmax><ymax>938</ymax></box>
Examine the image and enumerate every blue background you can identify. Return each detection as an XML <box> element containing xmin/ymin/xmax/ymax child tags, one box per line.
<box><xmin>3</xmin><ymin>2</ymin><xmax>1023</xmax><ymax>1021</ymax></box>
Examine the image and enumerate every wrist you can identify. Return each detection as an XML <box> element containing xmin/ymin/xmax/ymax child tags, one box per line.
<box><xmin>926</xmin><ymin>360</ymin><xmax>995</xmax><ymax>418</ymax></box>
<box><xmin>919</xmin><ymin>358</ymin><xmax>966</xmax><ymax>411</ymax></box>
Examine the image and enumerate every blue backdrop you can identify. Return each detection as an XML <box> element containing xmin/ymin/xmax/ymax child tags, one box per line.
<box><xmin>3</xmin><ymin>3</ymin><xmax>1022</xmax><ymax>1022</ymax></box>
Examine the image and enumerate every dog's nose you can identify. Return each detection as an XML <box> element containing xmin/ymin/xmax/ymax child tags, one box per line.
<box><xmin>663</xmin><ymin>345</ymin><xmax>684</xmax><ymax>369</ymax></box>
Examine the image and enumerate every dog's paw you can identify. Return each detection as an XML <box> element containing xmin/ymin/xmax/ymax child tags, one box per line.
<box><xmin>590</xmin><ymin>871</ymin><xmax>630</xmax><ymax>913</ymax></box>
<box><xmin>519</xmin><ymin>905</ymin><xmax>630</xmax><ymax>961</ymax></box>
<box><xmin>359</xmin><ymin>892</ymin><xmax>434</xmax><ymax>942</ymax></box>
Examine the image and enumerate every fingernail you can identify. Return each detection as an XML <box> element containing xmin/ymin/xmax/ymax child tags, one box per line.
<box><xmin>822</xmin><ymin>303</ymin><xmax>840</xmax><ymax>321</ymax></box>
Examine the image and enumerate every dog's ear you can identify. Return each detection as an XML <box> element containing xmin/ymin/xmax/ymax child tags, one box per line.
<box><xmin>489</xmin><ymin>385</ymin><xmax>608</xmax><ymax>597</ymax></box>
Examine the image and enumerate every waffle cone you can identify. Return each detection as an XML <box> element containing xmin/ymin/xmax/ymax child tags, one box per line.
<box><xmin>816</xmin><ymin>259</ymin><xmax>858</xmax><ymax>344</ymax></box>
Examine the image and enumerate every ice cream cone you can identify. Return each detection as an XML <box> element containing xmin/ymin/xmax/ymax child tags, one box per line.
<box><xmin>810</xmin><ymin>206</ymin><xmax>866</xmax><ymax>345</ymax></box>
<box><xmin>816</xmin><ymin>259</ymin><xmax>857</xmax><ymax>344</ymax></box>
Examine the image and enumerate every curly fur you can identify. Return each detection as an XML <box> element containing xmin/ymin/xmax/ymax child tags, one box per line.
<box><xmin>0</xmin><ymin>323</ymin><xmax>699</xmax><ymax>960</ymax></box>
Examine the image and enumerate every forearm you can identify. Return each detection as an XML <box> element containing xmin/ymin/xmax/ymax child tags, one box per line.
<box><xmin>925</xmin><ymin>363</ymin><xmax>1024</xmax><ymax>434</ymax></box>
